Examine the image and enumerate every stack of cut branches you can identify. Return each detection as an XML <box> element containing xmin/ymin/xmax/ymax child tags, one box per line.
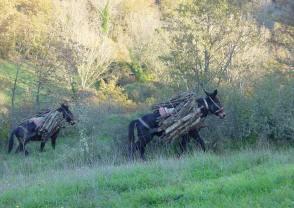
<box><xmin>152</xmin><ymin>92</ymin><xmax>204</xmax><ymax>142</ymax></box>
<box><xmin>35</xmin><ymin>109</ymin><xmax>51</xmax><ymax>117</ymax></box>
<box><xmin>18</xmin><ymin>109</ymin><xmax>51</xmax><ymax>125</ymax></box>
<box><xmin>39</xmin><ymin>111</ymin><xmax>64</xmax><ymax>135</ymax></box>
<box><xmin>152</xmin><ymin>92</ymin><xmax>196</xmax><ymax>111</ymax></box>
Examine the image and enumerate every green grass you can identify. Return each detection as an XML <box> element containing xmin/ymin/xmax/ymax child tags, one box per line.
<box><xmin>0</xmin><ymin>148</ymin><xmax>293</xmax><ymax>208</ymax></box>
<box><xmin>0</xmin><ymin>60</ymin><xmax>35</xmax><ymax>105</ymax></box>
<box><xmin>0</xmin><ymin>59</ymin><xmax>68</xmax><ymax>109</ymax></box>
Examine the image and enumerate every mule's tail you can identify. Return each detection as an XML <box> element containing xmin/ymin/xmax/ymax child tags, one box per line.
<box><xmin>8</xmin><ymin>129</ymin><xmax>16</xmax><ymax>153</ymax></box>
<box><xmin>128</xmin><ymin>120</ymin><xmax>137</xmax><ymax>159</ymax></box>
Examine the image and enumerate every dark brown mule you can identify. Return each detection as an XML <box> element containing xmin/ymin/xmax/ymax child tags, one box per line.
<box><xmin>128</xmin><ymin>90</ymin><xmax>225</xmax><ymax>160</ymax></box>
<box><xmin>8</xmin><ymin>103</ymin><xmax>75</xmax><ymax>155</ymax></box>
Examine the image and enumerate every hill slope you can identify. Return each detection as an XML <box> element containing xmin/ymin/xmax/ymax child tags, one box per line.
<box><xmin>0</xmin><ymin>60</ymin><xmax>68</xmax><ymax>112</ymax></box>
<box><xmin>0</xmin><ymin>60</ymin><xmax>34</xmax><ymax>110</ymax></box>
<box><xmin>0</xmin><ymin>148</ymin><xmax>293</xmax><ymax>208</ymax></box>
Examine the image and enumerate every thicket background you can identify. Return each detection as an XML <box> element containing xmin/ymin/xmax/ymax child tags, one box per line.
<box><xmin>0</xmin><ymin>0</ymin><xmax>293</xmax><ymax>161</ymax></box>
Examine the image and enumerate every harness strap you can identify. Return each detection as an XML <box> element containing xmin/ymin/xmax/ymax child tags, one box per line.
<box><xmin>202</xmin><ymin>98</ymin><xmax>209</xmax><ymax>110</ymax></box>
<box><xmin>207</xmin><ymin>96</ymin><xmax>224</xmax><ymax>113</ymax></box>
<box><xmin>138</xmin><ymin>118</ymin><xmax>151</xmax><ymax>129</ymax></box>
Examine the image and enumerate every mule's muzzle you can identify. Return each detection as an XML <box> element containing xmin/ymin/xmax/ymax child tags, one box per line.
<box><xmin>218</xmin><ymin>112</ymin><xmax>226</xmax><ymax>119</ymax></box>
<box><xmin>216</xmin><ymin>107</ymin><xmax>226</xmax><ymax>119</ymax></box>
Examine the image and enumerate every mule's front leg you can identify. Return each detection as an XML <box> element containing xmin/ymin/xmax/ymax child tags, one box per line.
<box><xmin>50</xmin><ymin>130</ymin><xmax>59</xmax><ymax>150</ymax></box>
<box><xmin>51</xmin><ymin>138</ymin><xmax>56</xmax><ymax>149</ymax></box>
<box><xmin>40</xmin><ymin>134</ymin><xmax>49</xmax><ymax>152</ymax></box>
<box><xmin>40</xmin><ymin>141</ymin><xmax>47</xmax><ymax>152</ymax></box>
<box><xmin>193</xmin><ymin>131</ymin><xmax>206</xmax><ymax>152</ymax></box>
<box><xmin>178</xmin><ymin>134</ymin><xmax>189</xmax><ymax>156</ymax></box>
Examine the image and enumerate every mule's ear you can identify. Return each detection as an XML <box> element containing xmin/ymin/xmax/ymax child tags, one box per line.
<box><xmin>213</xmin><ymin>89</ymin><xmax>218</xmax><ymax>97</ymax></box>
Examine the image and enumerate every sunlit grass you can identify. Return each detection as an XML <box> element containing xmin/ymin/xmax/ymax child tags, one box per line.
<box><xmin>0</xmin><ymin>148</ymin><xmax>293</xmax><ymax>208</ymax></box>
<box><xmin>0</xmin><ymin>60</ymin><xmax>69</xmax><ymax>108</ymax></box>
<box><xmin>0</xmin><ymin>60</ymin><xmax>35</xmax><ymax>91</ymax></box>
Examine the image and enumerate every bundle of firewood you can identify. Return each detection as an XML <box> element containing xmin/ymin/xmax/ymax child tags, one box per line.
<box><xmin>35</xmin><ymin>109</ymin><xmax>51</xmax><ymax>117</ymax></box>
<box><xmin>152</xmin><ymin>92</ymin><xmax>196</xmax><ymax>111</ymax></box>
<box><xmin>39</xmin><ymin>111</ymin><xmax>64</xmax><ymax>135</ymax></box>
<box><xmin>152</xmin><ymin>92</ymin><xmax>204</xmax><ymax>142</ymax></box>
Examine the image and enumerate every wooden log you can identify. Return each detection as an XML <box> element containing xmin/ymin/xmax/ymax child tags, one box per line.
<box><xmin>161</xmin><ymin>117</ymin><xmax>203</xmax><ymax>141</ymax></box>
<box><xmin>158</xmin><ymin>100</ymin><xmax>194</xmax><ymax>127</ymax></box>
<box><xmin>166</xmin><ymin>116</ymin><xmax>199</xmax><ymax>137</ymax></box>
<box><xmin>153</xmin><ymin>91</ymin><xmax>206</xmax><ymax>142</ymax></box>
<box><xmin>164</xmin><ymin>112</ymin><xmax>196</xmax><ymax>134</ymax></box>
<box><xmin>152</xmin><ymin>92</ymin><xmax>195</xmax><ymax>110</ymax></box>
<box><xmin>161</xmin><ymin>110</ymin><xmax>203</xmax><ymax>139</ymax></box>
<box><xmin>160</xmin><ymin>106</ymin><xmax>202</xmax><ymax>131</ymax></box>
<box><xmin>39</xmin><ymin>111</ymin><xmax>63</xmax><ymax>134</ymax></box>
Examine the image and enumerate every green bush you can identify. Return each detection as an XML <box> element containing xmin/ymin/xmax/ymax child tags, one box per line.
<box><xmin>128</xmin><ymin>62</ymin><xmax>153</xmax><ymax>82</ymax></box>
<box><xmin>203</xmin><ymin>72</ymin><xmax>294</xmax><ymax>149</ymax></box>
<box><xmin>250</xmin><ymin>73</ymin><xmax>294</xmax><ymax>143</ymax></box>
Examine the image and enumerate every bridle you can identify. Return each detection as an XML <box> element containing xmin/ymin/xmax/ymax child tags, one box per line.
<box><xmin>203</xmin><ymin>96</ymin><xmax>224</xmax><ymax>115</ymax></box>
<box><xmin>59</xmin><ymin>107</ymin><xmax>74</xmax><ymax>123</ymax></box>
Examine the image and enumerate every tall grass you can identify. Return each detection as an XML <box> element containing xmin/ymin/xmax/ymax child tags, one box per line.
<box><xmin>0</xmin><ymin>148</ymin><xmax>293</xmax><ymax>207</ymax></box>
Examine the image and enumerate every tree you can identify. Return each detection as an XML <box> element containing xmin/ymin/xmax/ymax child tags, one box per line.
<box><xmin>162</xmin><ymin>0</ymin><xmax>264</xmax><ymax>89</ymax></box>
<box><xmin>108</xmin><ymin>0</ymin><xmax>167</xmax><ymax>82</ymax></box>
<box><xmin>54</xmin><ymin>0</ymin><xmax>115</xmax><ymax>90</ymax></box>
<box><xmin>0</xmin><ymin>0</ymin><xmax>53</xmax><ymax>59</ymax></box>
<box><xmin>28</xmin><ymin>32</ymin><xmax>61</xmax><ymax>111</ymax></box>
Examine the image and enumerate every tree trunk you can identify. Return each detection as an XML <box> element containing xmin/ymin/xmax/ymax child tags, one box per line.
<box><xmin>10</xmin><ymin>64</ymin><xmax>20</xmax><ymax>130</ymax></box>
<box><xmin>35</xmin><ymin>79</ymin><xmax>41</xmax><ymax>112</ymax></box>
<box><xmin>204</xmin><ymin>48</ymin><xmax>210</xmax><ymax>83</ymax></box>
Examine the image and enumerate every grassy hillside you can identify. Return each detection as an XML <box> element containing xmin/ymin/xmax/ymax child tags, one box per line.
<box><xmin>0</xmin><ymin>148</ymin><xmax>293</xmax><ymax>208</ymax></box>
<box><xmin>0</xmin><ymin>60</ymin><xmax>68</xmax><ymax>111</ymax></box>
<box><xmin>0</xmin><ymin>60</ymin><xmax>34</xmax><ymax>109</ymax></box>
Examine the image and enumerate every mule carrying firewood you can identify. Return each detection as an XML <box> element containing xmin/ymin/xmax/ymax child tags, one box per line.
<box><xmin>128</xmin><ymin>90</ymin><xmax>226</xmax><ymax>160</ymax></box>
<box><xmin>8</xmin><ymin>103</ymin><xmax>75</xmax><ymax>155</ymax></box>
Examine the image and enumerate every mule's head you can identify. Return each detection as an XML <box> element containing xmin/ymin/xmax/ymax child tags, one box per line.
<box><xmin>59</xmin><ymin>103</ymin><xmax>75</xmax><ymax>125</ymax></box>
<box><xmin>204</xmin><ymin>89</ymin><xmax>226</xmax><ymax>119</ymax></box>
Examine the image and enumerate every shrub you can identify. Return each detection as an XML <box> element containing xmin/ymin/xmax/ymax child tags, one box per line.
<box><xmin>202</xmin><ymin>72</ymin><xmax>294</xmax><ymax>150</ymax></box>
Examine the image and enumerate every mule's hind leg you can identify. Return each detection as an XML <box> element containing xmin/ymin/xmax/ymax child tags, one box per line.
<box><xmin>14</xmin><ymin>129</ymin><xmax>30</xmax><ymax>156</ymax></box>
<box><xmin>137</xmin><ymin>128</ymin><xmax>152</xmax><ymax>161</ymax></box>
<box><xmin>129</xmin><ymin>141</ymin><xmax>137</xmax><ymax>160</ymax></box>
<box><xmin>22</xmin><ymin>140</ymin><xmax>30</xmax><ymax>156</ymax></box>
<box><xmin>138</xmin><ymin>136</ymin><xmax>150</xmax><ymax>161</ymax></box>
<box><xmin>15</xmin><ymin>144</ymin><xmax>21</xmax><ymax>153</ymax></box>
<box><xmin>15</xmin><ymin>137</ymin><xmax>24</xmax><ymax>154</ymax></box>
<box><xmin>17</xmin><ymin>142</ymin><xmax>28</xmax><ymax>156</ymax></box>
<box><xmin>131</xmin><ymin>140</ymin><xmax>144</xmax><ymax>160</ymax></box>
<box><xmin>139</xmin><ymin>145</ymin><xmax>146</xmax><ymax>161</ymax></box>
